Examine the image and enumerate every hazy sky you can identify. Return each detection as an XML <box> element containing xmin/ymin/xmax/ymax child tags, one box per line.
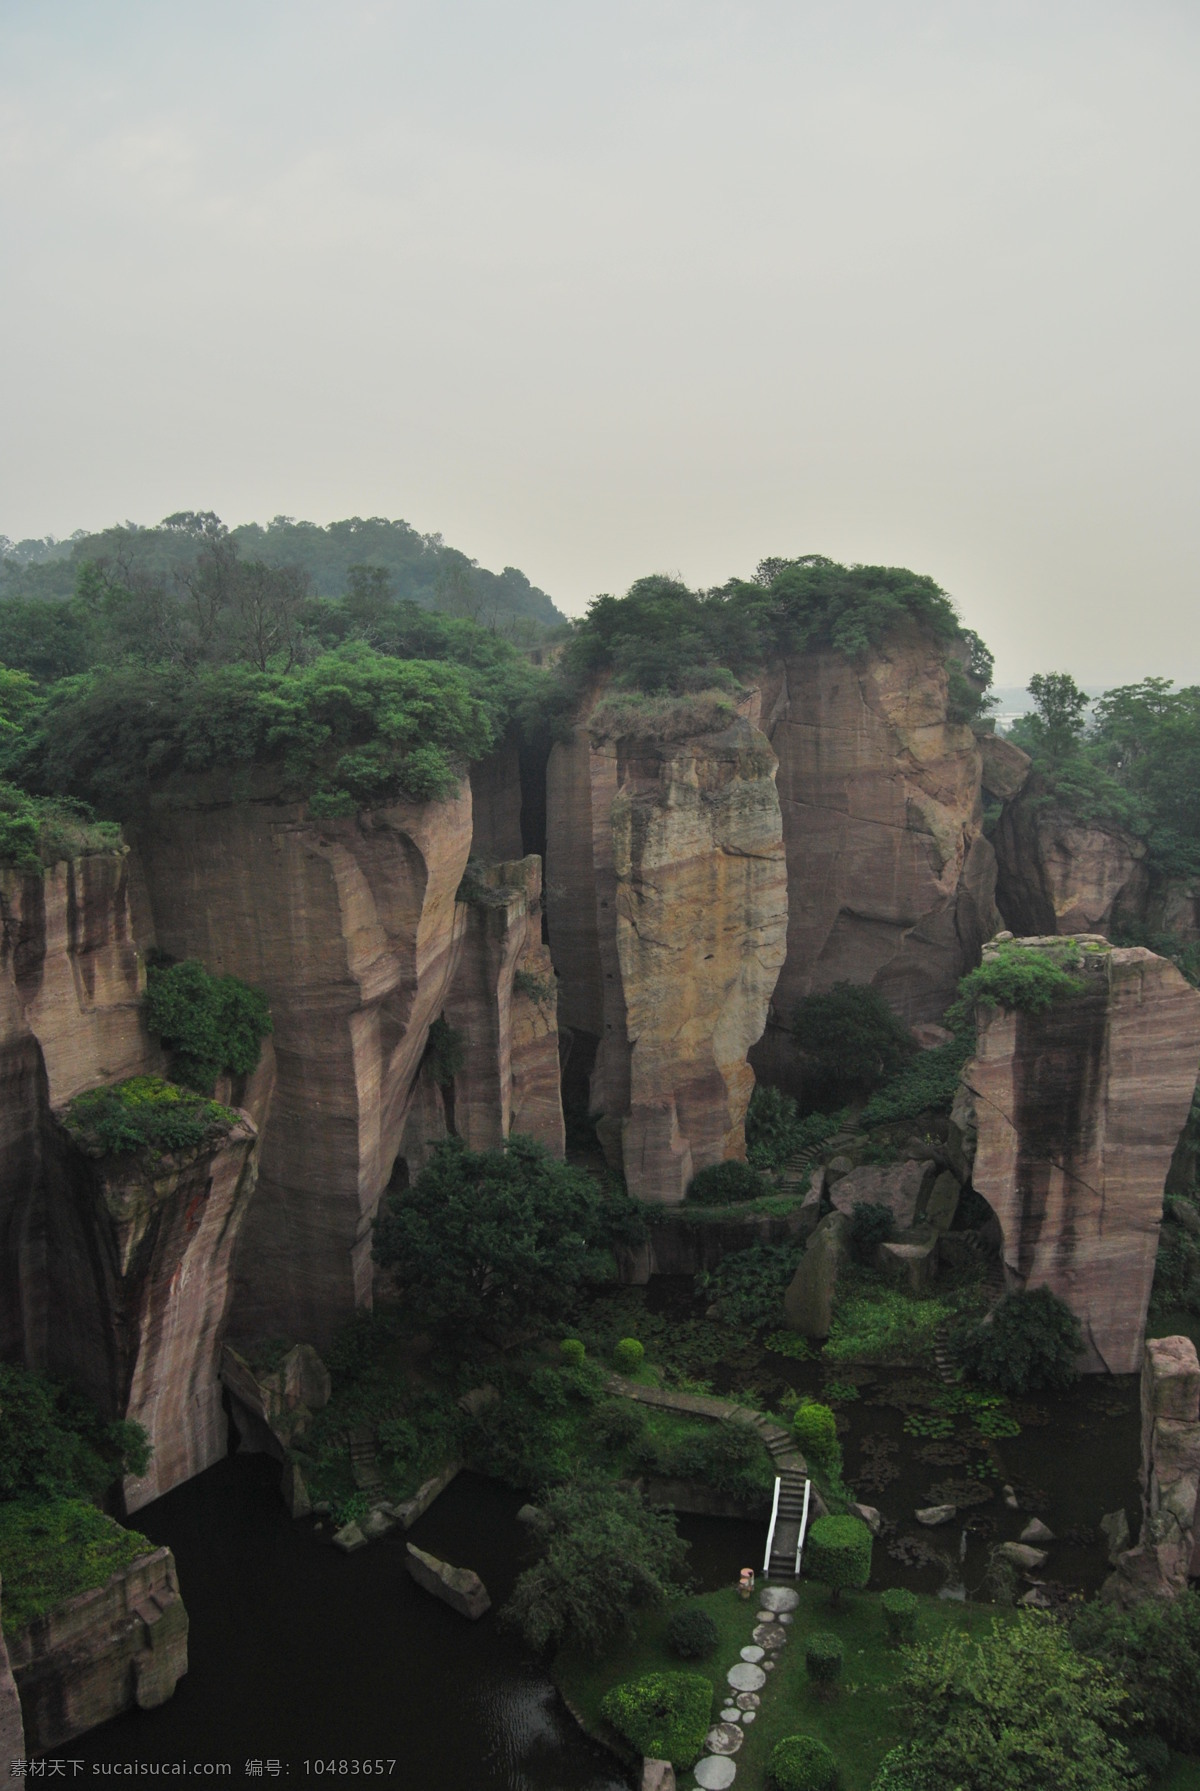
<box><xmin>2</xmin><ymin>1</ymin><xmax>1197</xmax><ymax>683</ymax></box>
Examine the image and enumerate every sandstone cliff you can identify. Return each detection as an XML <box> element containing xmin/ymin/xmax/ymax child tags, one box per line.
<box><xmin>547</xmin><ymin>708</ymin><xmax>786</xmax><ymax>1203</ymax></box>
<box><xmin>992</xmin><ymin>787</ymin><xmax>1149</xmax><ymax>937</ymax></box>
<box><xmin>964</xmin><ymin>937</ymin><xmax>1200</xmax><ymax>1373</ymax></box>
<box><xmin>132</xmin><ymin>778</ymin><xmax>474</xmax><ymax>1346</ymax></box>
<box><xmin>754</xmin><ymin>637</ymin><xmax>1001</xmax><ymax>1084</ymax></box>
<box><xmin>1103</xmin><ymin>1335</ymin><xmax>1200</xmax><ymax>1605</ymax></box>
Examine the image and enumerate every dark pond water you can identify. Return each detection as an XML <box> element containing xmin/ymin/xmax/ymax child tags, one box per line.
<box><xmin>50</xmin><ymin>1459</ymin><xmax>764</xmax><ymax>1787</ymax></box>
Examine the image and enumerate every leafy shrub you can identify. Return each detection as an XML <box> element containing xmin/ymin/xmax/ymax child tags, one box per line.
<box><xmin>145</xmin><ymin>958</ymin><xmax>272</xmax><ymax>1092</ymax></box>
<box><xmin>1071</xmin><ymin>1591</ymin><xmax>1200</xmax><ymax>1754</ymax></box>
<box><xmin>947</xmin><ymin>941</ymin><xmax>1085</xmax><ymax>1028</ymax></box>
<box><xmin>599</xmin><ymin>1669</ymin><xmax>714</xmax><ymax>1768</ymax></box>
<box><xmin>698</xmin><ymin>1242</ymin><xmax>805</xmax><ymax>1332</ymax></box>
<box><xmin>881</xmin><ymin>1587</ymin><xmax>918</xmax><ymax>1645</ymax></box>
<box><xmin>507</xmin><ymin>1479</ymin><xmax>689</xmax><ymax>1657</ymax></box>
<box><xmin>0</xmin><ymin>1363</ymin><xmax>150</xmax><ymax>1504</ymax></box>
<box><xmin>793</xmin><ymin>983</ymin><xmax>915</xmax><ymax>1111</ymax></box>
<box><xmin>746</xmin><ymin>1085</ymin><xmax>827</xmax><ymax>1171</ymax></box>
<box><xmin>423</xmin><ymin>1016</ymin><xmax>465</xmax><ymax>1087</ymax></box>
<box><xmin>613</xmin><ymin>1338</ymin><xmax>645</xmax><ymax>1373</ymax></box>
<box><xmin>591</xmin><ymin>1399</ymin><xmax>645</xmax><ymax>1453</ymax></box>
<box><xmin>804</xmin><ymin>1514</ymin><xmax>872</xmax><ymax>1605</ymax></box>
<box><xmin>848</xmin><ymin>1202</ymin><xmax>897</xmax><ymax>1265</ymax></box>
<box><xmin>860</xmin><ymin>1029</ymin><xmax>974</xmax><ymax>1127</ymax></box>
<box><xmin>824</xmin><ymin>1289</ymin><xmax>953</xmax><ymax>1364</ymax></box>
<box><xmin>668</xmin><ymin>1419</ymin><xmax>772</xmax><ymax>1500</ymax></box>
<box><xmin>665</xmin><ymin>1605</ymin><xmax>720</xmax><ymax>1661</ymax></box>
<box><xmin>686</xmin><ymin>1159</ymin><xmax>767</xmax><ymax>1204</ymax></box>
<box><xmin>792</xmin><ymin>1401</ymin><xmax>839</xmax><ymax>1465</ymax></box>
<box><xmin>0</xmin><ymin>1498</ymin><xmax>153</xmax><ymax>1635</ymax></box>
<box><xmin>559</xmin><ymin>1339</ymin><xmax>586</xmax><ymax>1366</ymax></box>
<box><xmin>769</xmin><ymin>1734</ymin><xmax>842</xmax><ymax>1791</ymax></box>
<box><xmin>63</xmin><ymin>1076</ymin><xmax>240</xmax><ymax>1158</ymax></box>
<box><xmin>589</xmin><ymin>688</ymin><xmax>739</xmax><ymax>742</ymax></box>
<box><xmin>805</xmin><ymin>1631</ymin><xmax>844</xmax><ymax>1693</ymax></box>
<box><xmin>953</xmin><ymin>1288</ymin><xmax>1082</xmax><ymax>1394</ymax></box>
<box><xmin>0</xmin><ymin>781</ymin><xmax>122</xmax><ymax>868</ymax></box>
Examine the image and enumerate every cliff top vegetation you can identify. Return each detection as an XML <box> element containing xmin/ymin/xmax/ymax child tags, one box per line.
<box><xmin>0</xmin><ymin>1498</ymin><xmax>153</xmax><ymax>1635</ymax></box>
<box><xmin>63</xmin><ymin>1076</ymin><xmax>242</xmax><ymax>1158</ymax></box>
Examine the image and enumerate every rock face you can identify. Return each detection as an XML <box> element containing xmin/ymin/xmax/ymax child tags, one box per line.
<box><xmin>993</xmin><ymin>791</ymin><xmax>1149</xmax><ymax>937</ymax></box>
<box><xmin>826</xmin><ymin>1160</ymin><xmax>936</xmax><ymax>1230</ymax></box>
<box><xmin>132</xmin><ymin>779</ymin><xmax>474</xmax><ymax>1344</ymax></box>
<box><xmin>8</xmin><ymin>1542</ymin><xmax>187</xmax><ymax>1753</ymax></box>
<box><xmin>1104</xmin><ymin>1335</ymin><xmax>1200</xmax><ymax>1605</ymax></box>
<box><xmin>405</xmin><ymin>1544</ymin><xmax>491</xmax><ymax>1619</ymax></box>
<box><xmin>0</xmin><ymin>1579</ymin><xmax>23</xmax><ymax>1766</ymax></box>
<box><xmin>442</xmin><ymin>857</ymin><xmax>564</xmax><ymax>1155</ymax></box>
<box><xmin>40</xmin><ymin>1111</ymin><xmax>262</xmax><ymax>1512</ymax></box>
<box><xmin>964</xmin><ymin>938</ymin><xmax>1200</xmax><ymax>1373</ymax></box>
<box><xmin>546</xmin><ymin>710</ymin><xmax>787</xmax><ymax>1202</ymax></box>
<box><xmin>783</xmin><ymin>1210</ymin><xmax>849</xmax><ymax>1338</ymax></box>
<box><xmin>755</xmin><ymin>637</ymin><xmax>1001</xmax><ymax>1083</ymax></box>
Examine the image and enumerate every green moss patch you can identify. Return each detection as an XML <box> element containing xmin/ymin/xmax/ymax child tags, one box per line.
<box><xmin>0</xmin><ymin>1498</ymin><xmax>153</xmax><ymax>1635</ymax></box>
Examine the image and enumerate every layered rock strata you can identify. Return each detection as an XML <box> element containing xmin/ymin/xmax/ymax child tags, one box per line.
<box><xmin>993</xmin><ymin>790</ymin><xmax>1149</xmax><ymax>937</ymax></box>
<box><xmin>964</xmin><ymin>938</ymin><xmax>1200</xmax><ymax>1373</ymax></box>
<box><xmin>757</xmin><ymin>637</ymin><xmax>1001</xmax><ymax>1075</ymax></box>
<box><xmin>8</xmin><ymin>1542</ymin><xmax>187</xmax><ymax>1753</ymax></box>
<box><xmin>547</xmin><ymin>711</ymin><xmax>786</xmax><ymax>1203</ymax></box>
<box><xmin>1104</xmin><ymin>1335</ymin><xmax>1200</xmax><ymax>1605</ymax></box>
<box><xmin>132</xmin><ymin>780</ymin><xmax>473</xmax><ymax>1344</ymax></box>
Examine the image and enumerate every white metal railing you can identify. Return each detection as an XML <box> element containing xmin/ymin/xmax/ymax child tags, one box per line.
<box><xmin>794</xmin><ymin>1478</ymin><xmax>813</xmax><ymax>1576</ymax></box>
<box><xmin>762</xmin><ymin>1475</ymin><xmax>782</xmax><ymax>1573</ymax></box>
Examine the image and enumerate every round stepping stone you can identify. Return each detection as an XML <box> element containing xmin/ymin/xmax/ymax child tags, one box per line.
<box><xmin>720</xmin><ymin>1708</ymin><xmax>741</xmax><ymax>1724</ymax></box>
<box><xmin>779</xmin><ymin>1612</ymin><xmax>794</xmax><ymax>1625</ymax></box>
<box><xmin>705</xmin><ymin>1724</ymin><xmax>744</xmax><ymax>1756</ymax></box>
<box><xmin>739</xmin><ymin>1645</ymin><xmax>765</xmax><ymax>1663</ymax></box>
<box><xmin>726</xmin><ymin>1662</ymin><xmax>766</xmax><ymax>1692</ymax></box>
<box><xmin>759</xmin><ymin>1585</ymin><xmax>800</xmax><ymax>1613</ymax></box>
<box><xmin>753</xmin><ymin>1623</ymin><xmax>788</xmax><ymax>1649</ymax></box>
<box><xmin>735</xmin><ymin>1693</ymin><xmax>760</xmax><ymax>1710</ymax></box>
<box><xmin>755</xmin><ymin>1610</ymin><xmax>773</xmax><ymax>1624</ymax></box>
<box><xmin>763</xmin><ymin>1657</ymin><xmax>777</xmax><ymax>1671</ymax></box>
<box><xmin>694</xmin><ymin>1758</ymin><xmax>737</xmax><ymax>1789</ymax></box>
<box><xmin>741</xmin><ymin>1711</ymin><xmax>756</xmax><ymax>1725</ymax></box>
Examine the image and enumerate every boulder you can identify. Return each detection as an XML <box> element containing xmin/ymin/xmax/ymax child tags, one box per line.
<box><xmin>993</xmin><ymin>790</ymin><xmax>1147</xmax><ymax>937</ymax></box>
<box><xmin>978</xmin><ymin>733</ymin><xmax>1032</xmax><ymax>803</ymax></box>
<box><xmin>965</xmin><ymin>939</ymin><xmax>1200</xmax><ymax>1373</ymax></box>
<box><xmin>825</xmin><ymin>1156</ymin><xmax>853</xmax><ymax>1183</ymax></box>
<box><xmin>1020</xmin><ymin>1518</ymin><xmax>1055</xmax><ymax>1545</ymax></box>
<box><xmin>783</xmin><ymin>1211</ymin><xmax>849</xmax><ymax>1339</ymax></box>
<box><xmin>916</xmin><ymin>1504</ymin><xmax>957</xmax><ymax>1526</ymax></box>
<box><xmin>405</xmin><ymin>1544</ymin><xmax>491</xmax><ymax>1620</ymax></box>
<box><xmin>282</xmin><ymin>1344</ymin><xmax>332</xmax><ymax>1413</ymax></box>
<box><xmin>828</xmin><ymin>1161</ymin><xmax>936</xmax><ymax>1231</ymax></box>
<box><xmin>280</xmin><ymin>1460</ymin><xmax>312</xmax><ymax>1519</ymax></box>
<box><xmin>912</xmin><ymin>1022</ymin><xmax>955</xmax><ymax>1050</ymax></box>
<box><xmin>999</xmin><ymin>1542</ymin><xmax>1049</xmax><ymax>1571</ymax></box>
<box><xmin>878</xmin><ymin>1227</ymin><xmax>939</xmax><ymax>1292</ymax></box>
<box><xmin>923</xmin><ymin>1170</ymin><xmax>961</xmax><ymax>1233</ymax></box>
<box><xmin>641</xmin><ymin>1763</ymin><xmax>676</xmax><ymax>1791</ymax></box>
<box><xmin>1100</xmin><ymin>1509</ymin><xmax>1131</xmax><ymax>1564</ymax></box>
<box><xmin>362</xmin><ymin>1508</ymin><xmax>395</xmax><ymax>1541</ymax></box>
<box><xmin>849</xmin><ymin>1502</ymin><xmax>882</xmax><ymax>1534</ymax></box>
<box><xmin>332</xmin><ymin>1522</ymin><xmax>367</xmax><ymax>1554</ymax></box>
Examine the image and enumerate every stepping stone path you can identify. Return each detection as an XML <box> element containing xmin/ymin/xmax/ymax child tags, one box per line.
<box><xmin>689</xmin><ymin>1582</ymin><xmax>803</xmax><ymax>1785</ymax></box>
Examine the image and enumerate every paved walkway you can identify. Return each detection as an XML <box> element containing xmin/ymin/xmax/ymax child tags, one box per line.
<box><xmin>604</xmin><ymin>1373</ymin><xmax>808</xmax><ymax>1476</ymax></box>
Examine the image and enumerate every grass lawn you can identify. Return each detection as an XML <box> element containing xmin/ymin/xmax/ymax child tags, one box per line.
<box><xmin>1163</xmin><ymin>1758</ymin><xmax>1200</xmax><ymax>1790</ymax></box>
<box><xmin>556</xmin><ymin>1582</ymin><xmax>1010</xmax><ymax>1791</ymax></box>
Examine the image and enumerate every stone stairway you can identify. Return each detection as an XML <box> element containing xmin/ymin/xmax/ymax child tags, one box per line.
<box><xmin>775</xmin><ymin>1128</ymin><xmax>855</xmax><ymax>1197</ymax></box>
<box><xmin>765</xmin><ymin>1467</ymin><xmax>809</xmax><ymax>1580</ymax></box>
<box><xmin>348</xmin><ymin>1425</ymin><xmax>386</xmax><ymax>1495</ymax></box>
<box><xmin>934</xmin><ymin>1234</ymin><xmax>1007</xmax><ymax>1382</ymax></box>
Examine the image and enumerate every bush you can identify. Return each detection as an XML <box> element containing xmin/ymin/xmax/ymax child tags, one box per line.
<box><xmin>947</xmin><ymin>940</ymin><xmax>1085</xmax><ymax>1028</ymax></box>
<box><xmin>0</xmin><ymin>781</ymin><xmax>122</xmax><ymax>868</ymax></box>
<box><xmin>613</xmin><ymin>1338</ymin><xmax>645</xmax><ymax>1374</ymax></box>
<box><xmin>746</xmin><ymin>1085</ymin><xmax>826</xmax><ymax>1172</ymax></box>
<box><xmin>769</xmin><ymin>1734</ymin><xmax>842</xmax><ymax>1791</ymax></box>
<box><xmin>1071</xmin><ymin>1591</ymin><xmax>1200</xmax><ymax>1754</ymax></box>
<box><xmin>0</xmin><ymin>1363</ymin><xmax>150</xmax><ymax>1504</ymax></box>
<box><xmin>792</xmin><ymin>1401</ymin><xmax>839</xmax><ymax>1465</ymax></box>
<box><xmin>848</xmin><ymin>1202</ymin><xmax>897</xmax><ymax>1265</ymax></box>
<box><xmin>954</xmin><ymin>1288</ymin><xmax>1082</xmax><ymax>1395</ymax></box>
<box><xmin>793</xmin><ymin>983</ymin><xmax>915</xmax><ymax>1111</ymax></box>
<box><xmin>804</xmin><ymin>1514</ymin><xmax>872</xmax><ymax>1605</ymax></box>
<box><xmin>669</xmin><ymin>1419</ymin><xmax>772</xmax><ymax>1500</ymax></box>
<box><xmin>881</xmin><ymin>1587</ymin><xmax>918</xmax><ymax>1645</ymax></box>
<box><xmin>423</xmin><ymin>1016</ymin><xmax>465</xmax><ymax>1087</ymax></box>
<box><xmin>824</xmin><ymin>1289</ymin><xmax>953</xmax><ymax>1365</ymax></box>
<box><xmin>686</xmin><ymin>1159</ymin><xmax>768</xmax><ymax>1204</ymax></box>
<box><xmin>591</xmin><ymin>1399</ymin><xmax>645</xmax><ymax>1453</ymax></box>
<box><xmin>145</xmin><ymin>957</ymin><xmax>272</xmax><ymax>1092</ymax></box>
<box><xmin>559</xmin><ymin>1339</ymin><xmax>586</xmax><ymax>1366</ymax></box>
<box><xmin>0</xmin><ymin>1499</ymin><xmax>154</xmax><ymax>1635</ymax></box>
<box><xmin>805</xmin><ymin>1631</ymin><xmax>844</xmax><ymax>1693</ymax></box>
<box><xmin>665</xmin><ymin>1605</ymin><xmax>720</xmax><ymax>1661</ymax></box>
<box><xmin>860</xmin><ymin>1030</ymin><xmax>975</xmax><ymax>1127</ymax></box>
<box><xmin>63</xmin><ymin>1075</ymin><xmax>240</xmax><ymax>1158</ymax></box>
<box><xmin>599</xmin><ymin>1670</ymin><xmax>714</xmax><ymax>1768</ymax></box>
<box><xmin>697</xmin><ymin>1241</ymin><xmax>805</xmax><ymax>1332</ymax></box>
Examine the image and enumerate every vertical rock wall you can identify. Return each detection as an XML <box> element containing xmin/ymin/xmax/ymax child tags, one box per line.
<box><xmin>1103</xmin><ymin>1335</ymin><xmax>1200</xmax><ymax>1605</ymax></box>
<box><xmin>993</xmin><ymin>791</ymin><xmax>1149</xmax><ymax>937</ymax></box>
<box><xmin>547</xmin><ymin>713</ymin><xmax>786</xmax><ymax>1203</ymax></box>
<box><xmin>965</xmin><ymin>938</ymin><xmax>1200</xmax><ymax>1373</ymax></box>
<box><xmin>132</xmin><ymin>779</ymin><xmax>473</xmax><ymax>1345</ymax></box>
<box><xmin>756</xmin><ymin>638</ymin><xmax>1000</xmax><ymax>1080</ymax></box>
<box><xmin>0</xmin><ymin>1578</ymin><xmax>23</xmax><ymax>1767</ymax></box>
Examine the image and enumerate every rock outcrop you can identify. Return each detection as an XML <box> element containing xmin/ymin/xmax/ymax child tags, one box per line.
<box><xmin>964</xmin><ymin>938</ymin><xmax>1200</xmax><ymax>1373</ymax></box>
<box><xmin>132</xmin><ymin>779</ymin><xmax>474</xmax><ymax>1344</ymax></box>
<box><xmin>39</xmin><ymin>1109</ymin><xmax>263</xmax><ymax>1511</ymax></box>
<box><xmin>1104</xmin><ymin>1335</ymin><xmax>1200</xmax><ymax>1605</ymax></box>
<box><xmin>546</xmin><ymin>709</ymin><xmax>786</xmax><ymax>1202</ymax></box>
<box><xmin>8</xmin><ymin>1542</ymin><xmax>187</xmax><ymax>1753</ymax></box>
<box><xmin>784</xmin><ymin>1210</ymin><xmax>849</xmax><ymax>1339</ymax></box>
<box><xmin>993</xmin><ymin>790</ymin><xmax>1149</xmax><ymax>937</ymax></box>
<box><xmin>753</xmin><ymin>637</ymin><xmax>1001</xmax><ymax>1084</ymax></box>
<box><xmin>405</xmin><ymin>1544</ymin><xmax>491</xmax><ymax>1619</ymax></box>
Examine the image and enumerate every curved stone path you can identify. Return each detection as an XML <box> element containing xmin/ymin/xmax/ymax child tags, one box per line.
<box><xmin>603</xmin><ymin>1374</ymin><xmax>808</xmax><ymax>1478</ymax></box>
<box><xmin>684</xmin><ymin>1585</ymin><xmax>800</xmax><ymax>1786</ymax></box>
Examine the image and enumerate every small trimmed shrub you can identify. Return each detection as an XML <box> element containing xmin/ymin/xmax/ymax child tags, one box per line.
<box><xmin>769</xmin><ymin>1733</ymin><xmax>841</xmax><ymax>1791</ymax></box>
<box><xmin>848</xmin><ymin>1201</ymin><xmax>897</xmax><ymax>1265</ymax></box>
<box><xmin>600</xmin><ymin>1670</ymin><xmax>714</xmax><ymax>1768</ymax></box>
<box><xmin>881</xmin><ymin>1586</ymin><xmax>918</xmax><ymax>1645</ymax></box>
<box><xmin>665</xmin><ymin>1604</ymin><xmax>720</xmax><ymax>1661</ymax></box>
<box><xmin>560</xmin><ymin>1339</ymin><xmax>586</xmax><ymax>1366</ymax></box>
<box><xmin>954</xmin><ymin>1287</ymin><xmax>1083</xmax><ymax>1394</ymax></box>
<box><xmin>805</xmin><ymin>1514</ymin><xmax>872</xmax><ymax>1606</ymax></box>
<box><xmin>686</xmin><ymin>1160</ymin><xmax>766</xmax><ymax>1204</ymax></box>
<box><xmin>805</xmin><ymin>1631</ymin><xmax>844</xmax><ymax>1695</ymax></box>
<box><xmin>792</xmin><ymin>1400</ymin><xmax>839</xmax><ymax>1465</ymax></box>
<box><xmin>613</xmin><ymin>1337</ymin><xmax>645</xmax><ymax>1374</ymax></box>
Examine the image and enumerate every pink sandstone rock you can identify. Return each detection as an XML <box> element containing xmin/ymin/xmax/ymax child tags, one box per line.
<box><xmin>993</xmin><ymin>792</ymin><xmax>1149</xmax><ymax>936</ymax></box>
<box><xmin>965</xmin><ymin>939</ymin><xmax>1200</xmax><ymax>1374</ymax></box>
<box><xmin>1104</xmin><ymin>1336</ymin><xmax>1200</xmax><ymax>1605</ymax></box>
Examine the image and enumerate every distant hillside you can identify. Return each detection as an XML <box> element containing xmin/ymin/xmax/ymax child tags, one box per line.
<box><xmin>0</xmin><ymin>513</ymin><xmax>566</xmax><ymax>632</ymax></box>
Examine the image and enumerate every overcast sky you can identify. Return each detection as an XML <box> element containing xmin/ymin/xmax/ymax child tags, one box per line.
<box><xmin>1</xmin><ymin>1</ymin><xmax>1197</xmax><ymax>683</ymax></box>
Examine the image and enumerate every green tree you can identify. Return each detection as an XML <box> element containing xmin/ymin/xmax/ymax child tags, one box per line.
<box><xmin>793</xmin><ymin>983</ymin><xmax>914</xmax><ymax>1111</ymax></box>
<box><xmin>372</xmin><ymin>1136</ymin><xmax>644</xmax><ymax>1348</ymax></box>
<box><xmin>953</xmin><ymin>1288</ymin><xmax>1082</xmax><ymax>1395</ymax></box>
<box><xmin>145</xmin><ymin>959</ymin><xmax>272</xmax><ymax>1093</ymax></box>
<box><xmin>1070</xmin><ymin>1590</ymin><xmax>1200</xmax><ymax>1754</ymax></box>
<box><xmin>804</xmin><ymin>1514</ymin><xmax>872</xmax><ymax>1606</ymax></box>
<box><xmin>872</xmin><ymin>1612</ymin><xmax>1140</xmax><ymax>1791</ymax></box>
<box><xmin>0</xmin><ymin>1362</ymin><xmax>150</xmax><ymax>1503</ymax></box>
<box><xmin>1023</xmin><ymin>671</ymin><xmax>1090</xmax><ymax>767</ymax></box>
<box><xmin>505</xmin><ymin>1477</ymin><xmax>689</xmax><ymax>1656</ymax></box>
